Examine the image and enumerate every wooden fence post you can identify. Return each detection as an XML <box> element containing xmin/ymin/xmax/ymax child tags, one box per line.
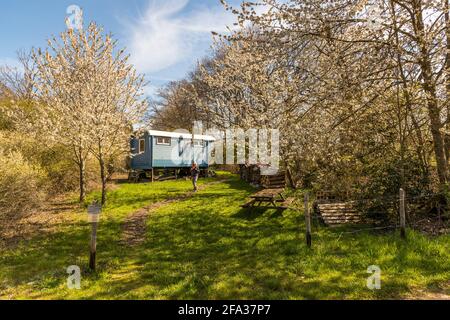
<box><xmin>399</xmin><ymin>188</ymin><xmax>406</xmax><ymax>239</ymax></box>
<box><xmin>304</xmin><ymin>192</ymin><xmax>312</xmax><ymax>247</ymax></box>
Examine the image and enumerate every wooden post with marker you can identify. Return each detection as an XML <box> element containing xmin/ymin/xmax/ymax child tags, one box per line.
<box><xmin>89</xmin><ymin>222</ymin><xmax>98</xmax><ymax>270</ymax></box>
<box><xmin>87</xmin><ymin>201</ymin><xmax>101</xmax><ymax>271</ymax></box>
<box><xmin>304</xmin><ymin>192</ymin><xmax>312</xmax><ymax>247</ymax></box>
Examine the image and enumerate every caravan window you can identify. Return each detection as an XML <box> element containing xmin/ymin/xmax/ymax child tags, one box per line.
<box><xmin>156</xmin><ymin>137</ymin><xmax>171</xmax><ymax>146</ymax></box>
<box><xmin>139</xmin><ymin>139</ymin><xmax>145</xmax><ymax>153</ymax></box>
<box><xmin>193</xmin><ymin>140</ymin><xmax>204</xmax><ymax>147</ymax></box>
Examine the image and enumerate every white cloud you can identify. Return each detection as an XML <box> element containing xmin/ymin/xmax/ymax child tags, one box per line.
<box><xmin>143</xmin><ymin>83</ymin><xmax>160</xmax><ymax>98</ymax></box>
<box><xmin>126</xmin><ymin>0</ymin><xmax>236</xmax><ymax>74</ymax></box>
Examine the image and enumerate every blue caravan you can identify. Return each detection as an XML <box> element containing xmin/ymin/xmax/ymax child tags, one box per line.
<box><xmin>129</xmin><ymin>130</ymin><xmax>215</xmax><ymax>181</ymax></box>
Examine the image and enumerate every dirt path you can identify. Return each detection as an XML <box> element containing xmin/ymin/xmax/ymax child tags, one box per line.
<box><xmin>120</xmin><ymin>179</ymin><xmax>228</xmax><ymax>246</ymax></box>
<box><xmin>406</xmin><ymin>283</ymin><xmax>450</xmax><ymax>300</ymax></box>
<box><xmin>407</xmin><ymin>290</ymin><xmax>450</xmax><ymax>300</ymax></box>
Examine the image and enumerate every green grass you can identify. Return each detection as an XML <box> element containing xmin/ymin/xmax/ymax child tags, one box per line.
<box><xmin>0</xmin><ymin>172</ymin><xmax>448</xmax><ymax>299</ymax></box>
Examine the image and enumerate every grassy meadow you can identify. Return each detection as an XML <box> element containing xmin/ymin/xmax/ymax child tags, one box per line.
<box><xmin>0</xmin><ymin>172</ymin><xmax>448</xmax><ymax>299</ymax></box>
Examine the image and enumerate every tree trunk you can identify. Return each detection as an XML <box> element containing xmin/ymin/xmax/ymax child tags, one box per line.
<box><xmin>414</xmin><ymin>1</ymin><xmax>448</xmax><ymax>186</ymax></box>
<box><xmin>390</xmin><ymin>0</ymin><xmax>429</xmax><ymax>180</ymax></box>
<box><xmin>444</xmin><ymin>0</ymin><xmax>450</xmax><ymax>164</ymax></box>
<box><xmin>99</xmin><ymin>150</ymin><xmax>107</xmax><ymax>206</ymax></box>
<box><xmin>427</xmin><ymin>95</ymin><xmax>448</xmax><ymax>185</ymax></box>
<box><xmin>421</xmin><ymin>57</ymin><xmax>448</xmax><ymax>185</ymax></box>
<box><xmin>78</xmin><ymin>158</ymin><xmax>86</xmax><ymax>203</ymax></box>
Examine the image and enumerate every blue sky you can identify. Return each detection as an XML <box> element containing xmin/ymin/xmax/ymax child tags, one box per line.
<box><xmin>0</xmin><ymin>0</ymin><xmax>240</xmax><ymax>98</ymax></box>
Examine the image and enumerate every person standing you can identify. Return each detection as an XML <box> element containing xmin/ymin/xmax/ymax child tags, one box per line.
<box><xmin>191</xmin><ymin>162</ymin><xmax>200</xmax><ymax>192</ymax></box>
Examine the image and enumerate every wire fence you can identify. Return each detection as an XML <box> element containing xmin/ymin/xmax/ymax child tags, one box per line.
<box><xmin>292</xmin><ymin>189</ymin><xmax>449</xmax><ymax>246</ymax></box>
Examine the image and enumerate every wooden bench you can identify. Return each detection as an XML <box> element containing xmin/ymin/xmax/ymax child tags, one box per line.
<box><xmin>241</xmin><ymin>199</ymin><xmax>256</xmax><ymax>208</ymax></box>
<box><xmin>241</xmin><ymin>188</ymin><xmax>295</xmax><ymax>212</ymax></box>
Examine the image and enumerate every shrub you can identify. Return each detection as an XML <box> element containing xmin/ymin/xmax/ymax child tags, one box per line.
<box><xmin>0</xmin><ymin>131</ymin><xmax>94</xmax><ymax>194</ymax></box>
<box><xmin>0</xmin><ymin>149</ymin><xmax>47</xmax><ymax>220</ymax></box>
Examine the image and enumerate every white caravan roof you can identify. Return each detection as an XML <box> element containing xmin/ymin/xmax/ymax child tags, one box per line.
<box><xmin>148</xmin><ymin>130</ymin><xmax>216</xmax><ymax>141</ymax></box>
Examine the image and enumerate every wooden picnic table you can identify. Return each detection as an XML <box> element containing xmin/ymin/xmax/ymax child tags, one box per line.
<box><xmin>242</xmin><ymin>188</ymin><xmax>294</xmax><ymax>211</ymax></box>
